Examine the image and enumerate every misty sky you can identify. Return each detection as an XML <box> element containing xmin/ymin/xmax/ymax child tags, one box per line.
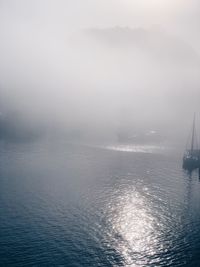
<box><xmin>0</xmin><ymin>0</ymin><xmax>200</xmax><ymax>141</ymax></box>
<box><xmin>1</xmin><ymin>0</ymin><xmax>199</xmax><ymax>41</ymax></box>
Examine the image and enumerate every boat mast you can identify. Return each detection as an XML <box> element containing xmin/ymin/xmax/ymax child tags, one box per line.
<box><xmin>191</xmin><ymin>113</ymin><xmax>196</xmax><ymax>153</ymax></box>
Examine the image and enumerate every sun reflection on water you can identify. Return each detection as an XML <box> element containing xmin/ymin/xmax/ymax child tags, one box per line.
<box><xmin>104</xmin><ymin>144</ymin><xmax>166</xmax><ymax>154</ymax></box>
<box><xmin>104</xmin><ymin>187</ymin><xmax>162</xmax><ymax>266</ymax></box>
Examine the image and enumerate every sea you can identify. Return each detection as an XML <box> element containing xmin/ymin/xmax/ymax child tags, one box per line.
<box><xmin>1</xmin><ymin>140</ymin><xmax>200</xmax><ymax>267</ymax></box>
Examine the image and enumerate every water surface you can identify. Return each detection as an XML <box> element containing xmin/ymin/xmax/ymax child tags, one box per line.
<box><xmin>1</xmin><ymin>141</ymin><xmax>200</xmax><ymax>266</ymax></box>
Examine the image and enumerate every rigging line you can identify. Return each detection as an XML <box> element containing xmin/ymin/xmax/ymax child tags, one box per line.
<box><xmin>185</xmin><ymin>124</ymin><xmax>193</xmax><ymax>151</ymax></box>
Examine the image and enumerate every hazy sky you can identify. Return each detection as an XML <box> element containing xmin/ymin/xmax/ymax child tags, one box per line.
<box><xmin>0</xmin><ymin>0</ymin><xmax>200</xmax><ymax>142</ymax></box>
<box><xmin>0</xmin><ymin>0</ymin><xmax>199</xmax><ymax>40</ymax></box>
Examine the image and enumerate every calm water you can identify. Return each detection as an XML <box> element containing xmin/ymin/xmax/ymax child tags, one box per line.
<box><xmin>1</xmin><ymin>141</ymin><xmax>200</xmax><ymax>266</ymax></box>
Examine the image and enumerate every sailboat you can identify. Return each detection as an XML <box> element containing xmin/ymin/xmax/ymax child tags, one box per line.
<box><xmin>183</xmin><ymin>114</ymin><xmax>200</xmax><ymax>171</ymax></box>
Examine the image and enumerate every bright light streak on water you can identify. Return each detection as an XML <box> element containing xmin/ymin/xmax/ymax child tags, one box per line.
<box><xmin>104</xmin><ymin>188</ymin><xmax>160</xmax><ymax>266</ymax></box>
<box><xmin>104</xmin><ymin>144</ymin><xmax>167</xmax><ymax>153</ymax></box>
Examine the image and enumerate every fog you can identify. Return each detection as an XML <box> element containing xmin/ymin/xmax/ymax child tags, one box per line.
<box><xmin>0</xmin><ymin>0</ymin><xmax>200</xmax><ymax>144</ymax></box>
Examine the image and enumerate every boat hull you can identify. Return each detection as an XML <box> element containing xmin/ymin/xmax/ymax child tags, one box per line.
<box><xmin>182</xmin><ymin>156</ymin><xmax>200</xmax><ymax>171</ymax></box>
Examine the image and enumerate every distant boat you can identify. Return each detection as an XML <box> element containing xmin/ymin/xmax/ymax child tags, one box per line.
<box><xmin>183</xmin><ymin>114</ymin><xmax>200</xmax><ymax>171</ymax></box>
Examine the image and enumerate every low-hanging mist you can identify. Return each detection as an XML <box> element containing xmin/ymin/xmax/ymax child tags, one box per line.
<box><xmin>0</xmin><ymin>0</ymin><xmax>200</xmax><ymax>143</ymax></box>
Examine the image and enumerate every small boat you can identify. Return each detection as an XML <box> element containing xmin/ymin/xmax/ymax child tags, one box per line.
<box><xmin>183</xmin><ymin>114</ymin><xmax>200</xmax><ymax>171</ymax></box>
